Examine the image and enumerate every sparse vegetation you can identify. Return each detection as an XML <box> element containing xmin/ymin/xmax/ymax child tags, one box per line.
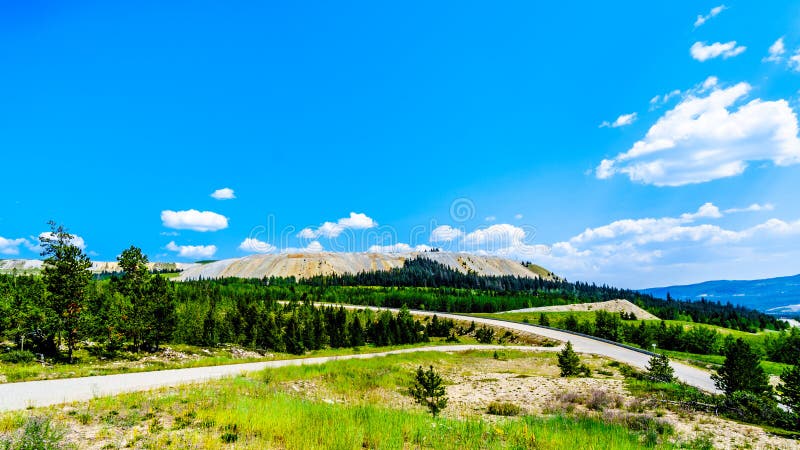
<box><xmin>410</xmin><ymin>365</ymin><xmax>448</xmax><ymax>417</ymax></box>
<box><xmin>487</xmin><ymin>401</ymin><xmax>520</xmax><ymax>416</ymax></box>
<box><xmin>646</xmin><ymin>353</ymin><xmax>674</xmax><ymax>383</ymax></box>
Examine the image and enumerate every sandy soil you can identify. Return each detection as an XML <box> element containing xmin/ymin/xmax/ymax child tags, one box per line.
<box><xmin>502</xmin><ymin>299</ymin><xmax>660</xmax><ymax>321</ymax></box>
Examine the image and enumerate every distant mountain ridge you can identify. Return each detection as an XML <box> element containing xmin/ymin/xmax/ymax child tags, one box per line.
<box><xmin>639</xmin><ymin>274</ymin><xmax>800</xmax><ymax>315</ymax></box>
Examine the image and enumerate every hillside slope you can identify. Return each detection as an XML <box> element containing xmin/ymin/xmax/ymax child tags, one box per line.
<box><xmin>640</xmin><ymin>274</ymin><xmax>800</xmax><ymax>315</ymax></box>
<box><xmin>177</xmin><ymin>252</ymin><xmax>542</xmax><ymax>281</ymax></box>
<box><xmin>501</xmin><ymin>299</ymin><xmax>660</xmax><ymax>320</ymax></box>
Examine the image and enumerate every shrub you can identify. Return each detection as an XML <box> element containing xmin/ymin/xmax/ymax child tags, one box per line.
<box><xmin>410</xmin><ymin>366</ymin><xmax>448</xmax><ymax>417</ymax></box>
<box><xmin>586</xmin><ymin>389</ymin><xmax>623</xmax><ymax>411</ymax></box>
<box><xmin>723</xmin><ymin>391</ymin><xmax>784</xmax><ymax>426</ymax></box>
<box><xmin>646</xmin><ymin>352</ymin><xmax>674</xmax><ymax>383</ymax></box>
<box><xmin>0</xmin><ymin>416</ymin><xmax>67</xmax><ymax>450</ymax></box>
<box><xmin>557</xmin><ymin>341</ymin><xmax>581</xmax><ymax>377</ymax></box>
<box><xmin>487</xmin><ymin>401</ymin><xmax>520</xmax><ymax>416</ymax></box>
<box><xmin>475</xmin><ymin>326</ymin><xmax>495</xmax><ymax>344</ymax></box>
<box><xmin>0</xmin><ymin>351</ymin><xmax>36</xmax><ymax>364</ymax></box>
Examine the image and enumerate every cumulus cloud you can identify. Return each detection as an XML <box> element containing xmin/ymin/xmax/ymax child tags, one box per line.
<box><xmin>210</xmin><ymin>188</ymin><xmax>236</xmax><ymax>200</ymax></box>
<box><xmin>485</xmin><ymin>216</ymin><xmax>497</xmax><ymax>222</ymax></box>
<box><xmin>596</xmin><ymin>80</ymin><xmax>800</xmax><ymax>186</ymax></box>
<box><xmin>529</xmin><ymin>204</ymin><xmax>800</xmax><ymax>287</ymax></box>
<box><xmin>514</xmin><ymin>214</ymin><xmax>523</xmax><ymax>220</ymax></box>
<box><xmin>238</xmin><ymin>238</ymin><xmax>276</xmax><ymax>253</ymax></box>
<box><xmin>161</xmin><ymin>209</ymin><xmax>229</xmax><ymax>232</ymax></box>
<box><xmin>37</xmin><ymin>232</ymin><xmax>86</xmax><ymax>250</ymax></box>
<box><xmin>694</xmin><ymin>5</ymin><xmax>726</xmax><ymax>28</ymax></box>
<box><xmin>0</xmin><ymin>237</ymin><xmax>29</xmax><ymax>255</ymax></box>
<box><xmin>764</xmin><ymin>37</ymin><xmax>786</xmax><ymax>63</ymax></box>
<box><xmin>430</xmin><ymin>225</ymin><xmax>464</xmax><ymax>242</ymax></box>
<box><xmin>724</xmin><ymin>203</ymin><xmax>774</xmax><ymax>214</ymax></box>
<box><xmin>690</xmin><ymin>41</ymin><xmax>746</xmax><ymax>61</ymax></box>
<box><xmin>650</xmin><ymin>90</ymin><xmax>682</xmax><ymax>109</ymax></box>
<box><xmin>281</xmin><ymin>241</ymin><xmax>324</xmax><ymax>253</ymax></box>
<box><xmin>600</xmin><ymin>113</ymin><xmax>637</xmax><ymax>128</ymax></box>
<box><xmin>367</xmin><ymin>243</ymin><xmax>433</xmax><ymax>253</ymax></box>
<box><xmin>166</xmin><ymin>241</ymin><xmax>217</xmax><ymax>259</ymax></box>
<box><xmin>791</xmin><ymin>50</ymin><xmax>800</xmax><ymax>72</ymax></box>
<box><xmin>297</xmin><ymin>212</ymin><xmax>377</xmax><ymax>239</ymax></box>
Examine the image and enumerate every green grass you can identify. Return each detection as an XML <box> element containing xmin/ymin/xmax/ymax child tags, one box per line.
<box><xmin>0</xmin><ymin>351</ymin><xmax>678</xmax><ymax>449</ymax></box>
<box><xmin>660</xmin><ymin>349</ymin><xmax>792</xmax><ymax>377</ymax></box>
<box><xmin>0</xmin><ymin>337</ymin><xmax>483</xmax><ymax>383</ymax></box>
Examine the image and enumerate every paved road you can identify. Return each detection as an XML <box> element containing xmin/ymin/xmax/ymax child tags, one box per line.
<box><xmin>0</xmin><ymin>304</ymin><xmax>720</xmax><ymax>412</ymax></box>
<box><xmin>314</xmin><ymin>303</ymin><xmax>720</xmax><ymax>394</ymax></box>
<box><xmin>0</xmin><ymin>345</ymin><xmax>547</xmax><ymax>412</ymax></box>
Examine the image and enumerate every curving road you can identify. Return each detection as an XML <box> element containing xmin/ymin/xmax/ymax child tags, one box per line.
<box><xmin>312</xmin><ymin>303</ymin><xmax>719</xmax><ymax>394</ymax></box>
<box><xmin>0</xmin><ymin>345</ymin><xmax>547</xmax><ymax>412</ymax></box>
<box><xmin>0</xmin><ymin>303</ymin><xmax>720</xmax><ymax>412</ymax></box>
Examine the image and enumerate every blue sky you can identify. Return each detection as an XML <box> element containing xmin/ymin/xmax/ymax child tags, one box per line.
<box><xmin>2</xmin><ymin>1</ymin><xmax>800</xmax><ymax>288</ymax></box>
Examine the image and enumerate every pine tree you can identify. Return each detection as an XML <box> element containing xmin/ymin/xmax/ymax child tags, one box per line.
<box><xmin>778</xmin><ymin>365</ymin><xmax>800</xmax><ymax>428</ymax></box>
<box><xmin>39</xmin><ymin>221</ymin><xmax>92</xmax><ymax>363</ymax></box>
<box><xmin>410</xmin><ymin>365</ymin><xmax>448</xmax><ymax>417</ymax></box>
<box><xmin>539</xmin><ymin>313</ymin><xmax>550</xmax><ymax>326</ymax></box>
<box><xmin>116</xmin><ymin>246</ymin><xmax>150</xmax><ymax>351</ymax></box>
<box><xmin>557</xmin><ymin>341</ymin><xmax>581</xmax><ymax>377</ymax></box>
<box><xmin>711</xmin><ymin>338</ymin><xmax>771</xmax><ymax>396</ymax></box>
<box><xmin>348</xmin><ymin>315</ymin><xmax>365</xmax><ymax>347</ymax></box>
<box><xmin>646</xmin><ymin>352</ymin><xmax>675</xmax><ymax>383</ymax></box>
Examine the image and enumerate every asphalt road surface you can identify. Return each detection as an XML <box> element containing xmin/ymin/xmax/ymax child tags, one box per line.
<box><xmin>0</xmin><ymin>304</ymin><xmax>719</xmax><ymax>412</ymax></box>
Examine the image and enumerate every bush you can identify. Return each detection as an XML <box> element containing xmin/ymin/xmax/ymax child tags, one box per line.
<box><xmin>487</xmin><ymin>401</ymin><xmax>520</xmax><ymax>416</ymax></box>
<box><xmin>557</xmin><ymin>341</ymin><xmax>581</xmax><ymax>377</ymax></box>
<box><xmin>646</xmin><ymin>353</ymin><xmax>674</xmax><ymax>383</ymax></box>
<box><xmin>586</xmin><ymin>389</ymin><xmax>623</xmax><ymax>411</ymax></box>
<box><xmin>475</xmin><ymin>326</ymin><xmax>495</xmax><ymax>344</ymax></box>
<box><xmin>409</xmin><ymin>366</ymin><xmax>448</xmax><ymax>417</ymax></box>
<box><xmin>723</xmin><ymin>391</ymin><xmax>784</xmax><ymax>426</ymax></box>
<box><xmin>0</xmin><ymin>416</ymin><xmax>67</xmax><ymax>450</ymax></box>
<box><xmin>0</xmin><ymin>350</ymin><xmax>36</xmax><ymax>364</ymax></box>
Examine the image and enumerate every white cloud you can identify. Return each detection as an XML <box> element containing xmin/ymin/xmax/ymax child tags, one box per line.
<box><xmin>0</xmin><ymin>237</ymin><xmax>29</xmax><ymax>255</ymax></box>
<box><xmin>791</xmin><ymin>50</ymin><xmax>800</xmax><ymax>72</ymax></box>
<box><xmin>161</xmin><ymin>209</ymin><xmax>229</xmax><ymax>232</ymax></box>
<box><xmin>210</xmin><ymin>188</ymin><xmax>236</xmax><ymax>200</ymax></box>
<box><xmin>694</xmin><ymin>5</ymin><xmax>726</xmax><ymax>28</ymax></box>
<box><xmin>37</xmin><ymin>232</ymin><xmax>86</xmax><ymax>250</ymax></box>
<box><xmin>367</xmin><ymin>243</ymin><xmax>433</xmax><ymax>253</ymax></box>
<box><xmin>600</xmin><ymin>112</ymin><xmax>637</xmax><ymax>128</ymax></box>
<box><xmin>724</xmin><ymin>203</ymin><xmax>774</xmax><ymax>214</ymax></box>
<box><xmin>764</xmin><ymin>37</ymin><xmax>786</xmax><ymax>63</ymax></box>
<box><xmin>485</xmin><ymin>215</ymin><xmax>497</xmax><ymax>222</ymax></box>
<box><xmin>166</xmin><ymin>241</ymin><xmax>217</xmax><ymax>259</ymax></box>
<box><xmin>430</xmin><ymin>225</ymin><xmax>464</xmax><ymax>242</ymax></box>
<box><xmin>690</xmin><ymin>41</ymin><xmax>746</xmax><ymax>61</ymax></box>
<box><xmin>281</xmin><ymin>241</ymin><xmax>324</xmax><ymax>253</ymax></box>
<box><xmin>528</xmin><ymin>204</ymin><xmax>800</xmax><ymax>287</ymax></box>
<box><xmin>702</xmin><ymin>76</ymin><xmax>718</xmax><ymax>90</ymax></box>
<box><xmin>596</xmin><ymin>81</ymin><xmax>800</xmax><ymax>186</ymax></box>
<box><xmin>463</xmin><ymin>224</ymin><xmax>526</xmax><ymax>248</ymax></box>
<box><xmin>514</xmin><ymin>214</ymin><xmax>523</xmax><ymax>220</ymax></box>
<box><xmin>238</xmin><ymin>238</ymin><xmax>276</xmax><ymax>253</ymax></box>
<box><xmin>297</xmin><ymin>212</ymin><xmax>377</xmax><ymax>238</ymax></box>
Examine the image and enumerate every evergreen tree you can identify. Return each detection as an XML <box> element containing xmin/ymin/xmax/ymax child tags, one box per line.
<box><xmin>539</xmin><ymin>313</ymin><xmax>550</xmax><ymax>327</ymax></box>
<box><xmin>146</xmin><ymin>275</ymin><xmax>175</xmax><ymax>350</ymax></box>
<box><xmin>557</xmin><ymin>341</ymin><xmax>581</xmax><ymax>377</ymax></box>
<box><xmin>410</xmin><ymin>365</ymin><xmax>448</xmax><ymax>417</ymax></box>
<box><xmin>115</xmin><ymin>246</ymin><xmax>150</xmax><ymax>351</ymax></box>
<box><xmin>348</xmin><ymin>315</ymin><xmax>365</xmax><ymax>347</ymax></box>
<box><xmin>711</xmin><ymin>338</ymin><xmax>772</xmax><ymax>396</ymax></box>
<box><xmin>778</xmin><ymin>365</ymin><xmax>800</xmax><ymax>428</ymax></box>
<box><xmin>39</xmin><ymin>221</ymin><xmax>92</xmax><ymax>363</ymax></box>
<box><xmin>646</xmin><ymin>352</ymin><xmax>675</xmax><ymax>383</ymax></box>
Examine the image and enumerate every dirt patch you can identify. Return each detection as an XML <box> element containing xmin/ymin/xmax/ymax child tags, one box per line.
<box><xmin>502</xmin><ymin>299</ymin><xmax>659</xmax><ymax>320</ymax></box>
